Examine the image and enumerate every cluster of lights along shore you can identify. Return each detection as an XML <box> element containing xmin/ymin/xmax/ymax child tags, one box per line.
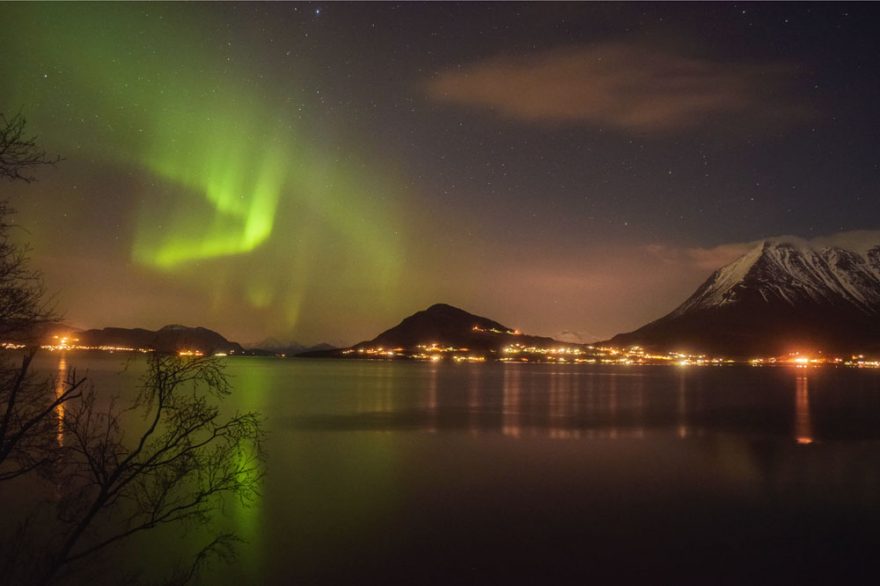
<box><xmin>2</xmin><ymin>333</ymin><xmax>877</xmax><ymax>369</ymax></box>
<box><xmin>338</xmin><ymin>326</ymin><xmax>880</xmax><ymax>368</ymax></box>
<box><xmin>343</xmin><ymin>344</ymin><xmax>880</xmax><ymax>368</ymax></box>
<box><xmin>1</xmin><ymin>336</ymin><xmax>228</xmax><ymax>358</ymax></box>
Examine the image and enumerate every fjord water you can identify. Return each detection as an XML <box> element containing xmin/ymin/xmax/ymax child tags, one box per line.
<box><xmin>40</xmin><ymin>355</ymin><xmax>880</xmax><ymax>584</ymax></box>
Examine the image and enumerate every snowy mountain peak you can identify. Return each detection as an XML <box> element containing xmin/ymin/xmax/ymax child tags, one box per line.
<box><xmin>672</xmin><ymin>237</ymin><xmax>880</xmax><ymax>317</ymax></box>
<box><xmin>610</xmin><ymin>234</ymin><xmax>880</xmax><ymax>354</ymax></box>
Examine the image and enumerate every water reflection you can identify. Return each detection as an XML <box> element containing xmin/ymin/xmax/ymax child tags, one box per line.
<box><xmin>794</xmin><ymin>374</ymin><xmax>814</xmax><ymax>445</ymax></box>
<box><xmin>606</xmin><ymin>372</ymin><xmax>618</xmax><ymax>439</ymax></box>
<box><xmin>467</xmin><ymin>365</ymin><xmax>481</xmax><ymax>435</ymax></box>
<box><xmin>279</xmin><ymin>362</ymin><xmax>880</xmax><ymax>444</ymax></box>
<box><xmin>425</xmin><ymin>364</ymin><xmax>438</xmax><ymax>433</ymax></box>
<box><xmin>292</xmin><ymin>365</ymin><xmax>703</xmax><ymax>439</ymax></box>
<box><xmin>416</xmin><ymin>365</ymin><xmax>687</xmax><ymax>440</ymax></box>
<box><xmin>30</xmin><ymin>356</ymin><xmax>880</xmax><ymax>586</ymax></box>
<box><xmin>676</xmin><ymin>369</ymin><xmax>689</xmax><ymax>439</ymax></box>
<box><xmin>549</xmin><ymin>371</ymin><xmax>580</xmax><ymax>439</ymax></box>
<box><xmin>501</xmin><ymin>364</ymin><xmax>521</xmax><ymax>438</ymax></box>
<box><xmin>54</xmin><ymin>354</ymin><xmax>67</xmax><ymax>446</ymax></box>
<box><xmin>632</xmin><ymin>372</ymin><xmax>645</xmax><ymax>439</ymax></box>
<box><xmin>377</xmin><ymin>363</ymin><xmax>394</xmax><ymax>414</ymax></box>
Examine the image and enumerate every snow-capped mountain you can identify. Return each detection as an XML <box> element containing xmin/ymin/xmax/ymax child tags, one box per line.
<box><xmin>610</xmin><ymin>235</ymin><xmax>880</xmax><ymax>355</ymax></box>
<box><xmin>673</xmin><ymin>239</ymin><xmax>880</xmax><ymax>316</ymax></box>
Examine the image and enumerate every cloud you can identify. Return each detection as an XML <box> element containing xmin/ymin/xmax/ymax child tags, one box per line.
<box><xmin>645</xmin><ymin>241</ymin><xmax>755</xmax><ymax>270</ymax></box>
<box><xmin>645</xmin><ymin>229</ymin><xmax>880</xmax><ymax>271</ymax></box>
<box><xmin>425</xmin><ymin>42</ymin><xmax>803</xmax><ymax>132</ymax></box>
<box><xmin>808</xmin><ymin>230</ymin><xmax>880</xmax><ymax>255</ymax></box>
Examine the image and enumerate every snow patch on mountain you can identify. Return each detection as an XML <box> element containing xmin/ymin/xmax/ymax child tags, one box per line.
<box><xmin>670</xmin><ymin>235</ymin><xmax>880</xmax><ymax>317</ymax></box>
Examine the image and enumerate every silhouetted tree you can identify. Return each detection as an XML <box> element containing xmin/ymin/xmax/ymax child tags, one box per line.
<box><xmin>38</xmin><ymin>353</ymin><xmax>264</xmax><ymax>585</ymax></box>
<box><xmin>0</xmin><ymin>352</ymin><xmax>84</xmax><ymax>482</ymax></box>
<box><xmin>0</xmin><ymin>112</ymin><xmax>61</xmax><ymax>183</ymax></box>
<box><xmin>0</xmin><ymin>113</ymin><xmax>265</xmax><ymax>585</ymax></box>
<box><xmin>1</xmin><ymin>353</ymin><xmax>264</xmax><ymax>586</ymax></box>
<box><xmin>0</xmin><ymin>111</ymin><xmax>76</xmax><ymax>481</ymax></box>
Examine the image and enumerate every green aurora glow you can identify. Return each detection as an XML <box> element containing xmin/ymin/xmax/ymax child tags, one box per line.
<box><xmin>0</xmin><ymin>4</ymin><xmax>411</xmax><ymax>337</ymax></box>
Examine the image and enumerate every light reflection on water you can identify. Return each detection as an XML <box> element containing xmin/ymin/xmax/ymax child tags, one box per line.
<box><xmin>467</xmin><ymin>364</ymin><xmax>480</xmax><ymax>435</ymax></box>
<box><xmin>795</xmin><ymin>374</ymin><xmax>814</xmax><ymax>445</ymax></box>
<box><xmin>54</xmin><ymin>354</ymin><xmax>67</xmax><ymax>447</ymax></box>
<box><xmin>267</xmin><ymin>361</ymin><xmax>866</xmax><ymax>445</ymax></box>
<box><xmin>502</xmin><ymin>365</ymin><xmax>520</xmax><ymax>438</ymax></box>
<box><xmin>27</xmin><ymin>355</ymin><xmax>880</xmax><ymax>585</ymax></box>
<box><xmin>677</xmin><ymin>368</ymin><xmax>689</xmax><ymax>439</ymax></box>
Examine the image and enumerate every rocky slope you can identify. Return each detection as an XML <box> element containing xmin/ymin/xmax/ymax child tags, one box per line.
<box><xmin>610</xmin><ymin>237</ymin><xmax>880</xmax><ymax>355</ymax></box>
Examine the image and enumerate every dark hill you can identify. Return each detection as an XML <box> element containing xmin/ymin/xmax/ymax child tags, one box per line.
<box><xmin>347</xmin><ymin>303</ymin><xmax>561</xmax><ymax>353</ymax></box>
<box><xmin>77</xmin><ymin>324</ymin><xmax>244</xmax><ymax>354</ymax></box>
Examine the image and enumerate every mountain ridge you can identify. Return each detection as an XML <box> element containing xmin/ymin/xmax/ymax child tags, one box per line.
<box><xmin>302</xmin><ymin>303</ymin><xmax>575</xmax><ymax>357</ymax></box>
<box><xmin>65</xmin><ymin>324</ymin><xmax>245</xmax><ymax>354</ymax></box>
<box><xmin>355</xmin><ymin>303</ymin><xmax>527</xmax><ymax>350</ymax></box>
<box><xmin>610</xmin><ymin>237</ymin><xmax>880</xmax><ymax>355</ymax></box>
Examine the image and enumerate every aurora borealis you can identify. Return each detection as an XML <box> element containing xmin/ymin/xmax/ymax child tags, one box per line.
<box><xmin>1</xmin><ymin>3</ymin><xmax>879</xmax><ymax>345</ymax></box>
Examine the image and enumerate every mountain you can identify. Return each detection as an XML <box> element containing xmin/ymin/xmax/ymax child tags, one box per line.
<box><xmin>246</xmin><ymin>338</ymin><xmax>339</xmax><ymax>356</ymax></box>
<box><xmin>75</xmin><ymin>324</ymin><xmax>245</xmax><ymax>354</ymax></box>
<box><xmin>610</xmin><ymin>237</ymin><xmax>880</xmax><ymax>355</ymax></box>
<box><xmin>301</xmin><ymin>342</ymin><xmax>337</xmax><ymax>353</ymax></box>
<box><xmin>246</xmin><ymin>337</ymin><xmax>291</xmax><ymax>351</ymax></box>
<box><xmin>345</xmin><ymin>302</ymin><xmax>562</xmax><ymax>353</ymax></box>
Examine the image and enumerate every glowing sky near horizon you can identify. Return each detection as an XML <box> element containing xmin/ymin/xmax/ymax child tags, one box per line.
<box><xmin>1</xmin><ymin>3</ymin><xmax>878</xmax><ymax>344</ymax></box>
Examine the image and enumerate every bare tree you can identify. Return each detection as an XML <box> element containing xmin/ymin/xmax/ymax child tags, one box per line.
<box><xmin>0</xmin><ymin>112</ymin><xmax>61</xmax><ymax>183</ymax></box>
<box><xmin>0</xmin><ymin>111</ymin><xmax>75</xmax><ymax>480</ymax></box>
<box><xmin>0</xmin><ymin>202</ymin><xmax>56</xmax><ymax>341</ymax></box>
<box><xmin>0</xmin><ymin>354</ymin><xmax>84</xmax><ymax>481</ymax></box>
<box><xmin>33</xmin><ymin>353</ymin><xmax>265</xmax><ymax>585</ymax></box>
<box><xmin>0</xmin><ymin>113</ymin><xmax>264</xmax><ymax>584</ymax></box>
<box><xmin>0</xmin><ymin>199</ymin><xmax>78</xmax><ymax>481</ymax></box>
<box><xmin>0</xmin><ymin>112</ymin><xmax>59</xmax><ymax>342</ymax></box>
<box><xmin>0</xmin><ymin>353</ymin><xmax>263</xmax><ymax>585</ymax></box>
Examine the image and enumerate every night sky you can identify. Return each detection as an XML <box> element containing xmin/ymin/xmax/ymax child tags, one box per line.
<box><xmin>1</xmin><ymin>2</ymin><xmax>878</xmax><ymax>345</ymax></box>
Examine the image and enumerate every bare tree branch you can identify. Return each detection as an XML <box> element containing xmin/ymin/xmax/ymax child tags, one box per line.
<box><xmin>0</xmin><ymin>112</ymin><xmax>262</xmax><ymax>586</ymax></box>
<box><xmin>0</xmin><ymin>112</ymin><xmax>61</xmax><ymax>183</ymax></box>
<box><xmin>39</xmin><ymin>353</ymin><xmax>264</xmax><ymax>585</ymax></box>
<box><xmin>0</xmin><ymin>351</ymin><xmax>85</xmax><ymax>482</ymax></box>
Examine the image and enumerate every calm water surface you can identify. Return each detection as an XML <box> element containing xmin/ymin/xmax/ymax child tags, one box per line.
<box><xmin>32</xmin><ymin>355</ymin><xmax>880</xmax><ymax>584</ymax></box>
